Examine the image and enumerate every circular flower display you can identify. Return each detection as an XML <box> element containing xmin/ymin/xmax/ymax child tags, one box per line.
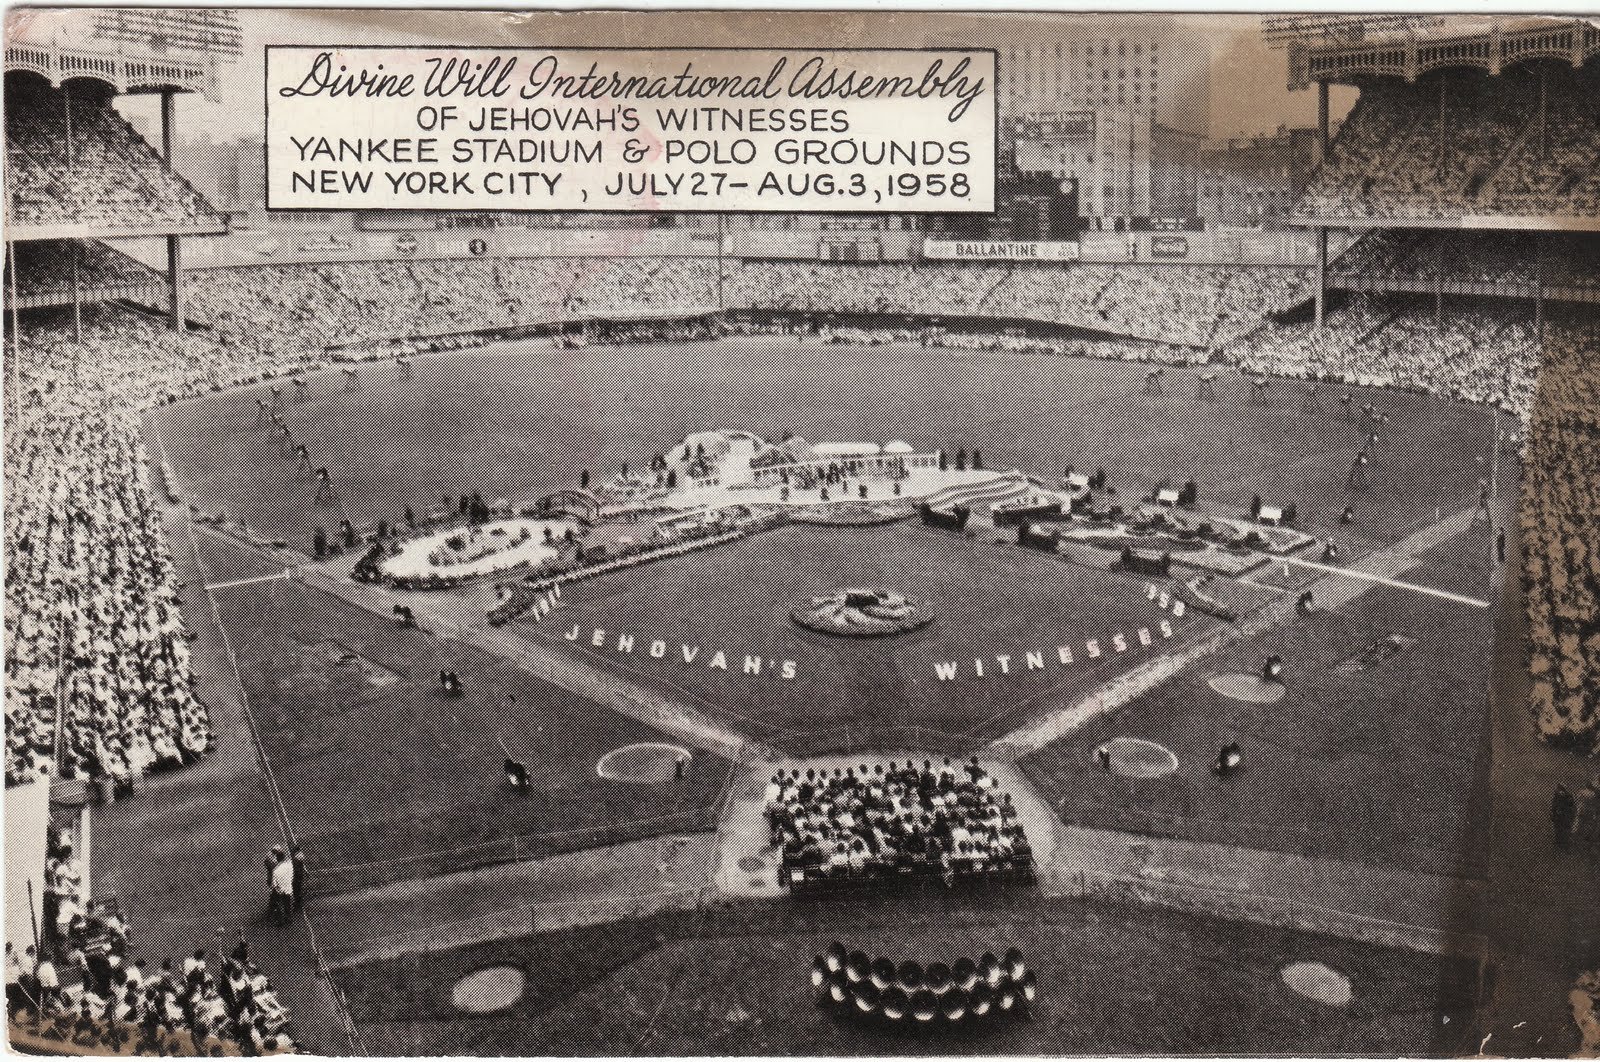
<box><xmin>791</xmin><ymin>588</ymin><xmax>933</xmax><ymax>637</ymax></box>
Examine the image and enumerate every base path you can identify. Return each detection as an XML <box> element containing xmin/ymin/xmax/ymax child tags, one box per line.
<box><xmin>317</xmin><ymin>833</ymin><xmax>716</xmax><ymax>971</ymax></box>
<box><xmin>986</xmin><ymin>507</ymin><xmax>1486</xmax><ymax>758</ymax></box>
<box><xmin>983</xmin><ymin>764</ymin><xmax>1484</xmax><ymax>958</ymax></box>
<box><xmin>295</xmin><ymin>564</ymin><xmax>765</xmax><ymax>762</ymax></box>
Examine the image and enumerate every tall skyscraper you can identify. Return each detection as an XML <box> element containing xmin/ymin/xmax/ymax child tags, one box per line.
<box><xmin>999</xmin><ymin>18</ymin><xmax>1212</xmax><ymax>219</ymax></box>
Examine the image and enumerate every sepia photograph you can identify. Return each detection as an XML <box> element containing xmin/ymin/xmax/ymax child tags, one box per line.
<box><xmin>2</xmin><ymin>7</ymin><xmax>1597</xmax><ymax>1057</ymax></box>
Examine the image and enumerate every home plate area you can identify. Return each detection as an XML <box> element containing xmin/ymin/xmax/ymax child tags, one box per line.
<box><xmin>715</xmin><ymin>753</ymin><xmax>1060</xmax><ymax>899</ymax></box>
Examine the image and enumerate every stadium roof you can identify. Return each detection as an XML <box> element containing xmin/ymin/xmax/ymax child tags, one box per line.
<box><xmin>5</xmin><ymin>10</ymin><xmax>239</xmax><ymax>100</ymax></box>
<box><xmin>1283</xmin><ymin>16</ymin><xmax>1600</xmax><ymax>90</ymax></box>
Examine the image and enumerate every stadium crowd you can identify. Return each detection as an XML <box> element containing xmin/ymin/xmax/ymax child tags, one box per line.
<box><xmin>5</xmin><ymin>76</ymin><xmax>219</xmax><ymax>231</ymax></box>
<box><xmin>9</xmin><ymin>240</ymin><xmax>159</xmax><ymax>301</ymax></box>
<box><xmin>184</xmin><ymin>256</ymin><xmax>719</xmax><ymax>351</ymax></box>
<box><xmin>1519</xmin><ymin>312</ymin><xmax>1600</xmax><ymax>754</ymax></box>
<box><xmin>765</xmin><ymin>758</ymin><xmax>1033</xmax><ymax>885</ymax></box>
<box><xmin>9</xmin><ymin>934</ymin><xmax>296</xmax><ymax>1055</ymax></box>
<box><xmin>1331</xmin><ymin>230</ymin><xmax>1600</xmax><ymax>291</ymax></box>
<box><xmin>7</xmin><ymin>818</ymin><xmax>296</xmax><ymax>1053</ymax></box>
<box><xmin>3</xmin><ymin>304</ymin><xmax>233</xmax><ymax>786</ymax></box>
<box><xmin>1297</xmin><ymin>64</ymin><xmax>1600</xmax><ymax>220</ymax></box>
<box><xmin>727</xmin><ymin>261</ymin><xmax>1308</xmax><ymax>348</ymax></box>
<box><xmin>1224</xmin><ymin>294</ymin><xmax>1541</xmax><ymax>421</ymax></box>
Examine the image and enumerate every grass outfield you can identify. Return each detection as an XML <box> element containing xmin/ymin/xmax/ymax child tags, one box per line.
<box><xmin>519</xmin><ymin>521</ymin><xmax>1213</xmax><ymax>752</ymax></box>
<box><xmin>148</xmin><ymin>337</ymin><xmax>1497</xmax><ymax>554</ymax></box>
<box><xmin>1019</xmin><ymin>546</ymin><xmax>1495</xmax><ymax>879</ymax></box>
<box><xmin>207</xmin><ymin>575</ymin><xmax>731</xmax><ymax>892</ymax></box>
<box><xmin>334</xmin><ymin>890</ymin><xmax>1481</xmax><ymax>1056</ymax></box>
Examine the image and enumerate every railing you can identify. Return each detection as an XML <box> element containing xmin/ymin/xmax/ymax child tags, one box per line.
<box><xmin>307</xmin><ymin>806</ymin><xmax>722</xmax><ymax>896</ymax></box>
<box><xmin>1067</xmin><ymin>865</ymin><xmax>1487</xmax><ymax>958</ymax></box>
<box><xmin>9</xmin><ymin>281</ymin><xmax>172</xmax><ymax>311</ymax></box>
<box><xmin>4</xmin><ymin>41</ymin><xmax>216</xmax><ymax>98</ymax></box>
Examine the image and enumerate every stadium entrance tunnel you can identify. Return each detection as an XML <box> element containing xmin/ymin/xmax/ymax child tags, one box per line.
<box><xmin>597</xmin><ymin>742</ymin><xmax>693</xmax><ymax>783</ymax></box>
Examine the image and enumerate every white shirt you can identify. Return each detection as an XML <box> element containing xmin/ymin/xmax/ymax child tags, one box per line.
<box><xmin>270</xmin><ymin>859</ymin><xmax>295</xmax><ymax>895</ymax></box>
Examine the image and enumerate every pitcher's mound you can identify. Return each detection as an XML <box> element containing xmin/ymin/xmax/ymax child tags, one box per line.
<box><xmin>597</xmin><ymin>742</ymin><xmax>691</xmax><ymax>783</ymax></box>
<box><xmin>1209</xmin><ymin>673</ymin><xmax>1286</xmax><ymax>704</ymax></box>
<box><xmin>453</xmin><ymin>965</ymin><xmax>525</xmax><ymax>1014</ymax></box>
<box><xmin>1280</xmin><ymin>961</ymin><xmax>1352</xmax><ymax>1007</ymax></box>
<box><xmin>1095</xmin><ymin>737</ymin><xmax>1180</xmax><ymax>779</ymax></box>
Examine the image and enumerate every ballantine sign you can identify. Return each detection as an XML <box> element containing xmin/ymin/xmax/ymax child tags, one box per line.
<box><xmin>922</xmin><ymin>238</ymin><xmax>1080</xmax><ymax>261</ymax></box>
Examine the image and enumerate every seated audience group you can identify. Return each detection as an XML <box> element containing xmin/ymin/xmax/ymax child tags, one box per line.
<box><xmin>1224</xmin><ymin>293</ymin><xmax>1541</xmax><ymax>422</ymax></box>
<box><xmin>766</xmin><ymin>758</ymin><xmax>1033</xmax><ymax>884</ymax></box>
<box><xmin>5</xmin><ymin>306</ymin><xmax>221</xmax><ymax>787</ymax></box>
<box><xmin>1519</xmin><ymin>311</ymin><xmax>1600</xmax><ymax>755</ymax></box>
<box><xmin>9</xmin><ymin>934</ymin><xmax>295</xmax><ymax>1055</ymax></box>
<box><xmin>1296</xmin><ymin>64</ymin><xmax>1600</xmax><ymax>220</ymax></box>
<box><xmin>184</xmin><ymin>256</ymin><xmax>719</xmax><ymax>351</ymax></box>
<box><xmin>727</xmin><ymin>260</ymin><xmax>1308</xmax><ymax>349</ymax></box>
<box><xmin>5</xmin><ymin>78</ymin><xmax>218</xmax><ymax>231</ymax></box>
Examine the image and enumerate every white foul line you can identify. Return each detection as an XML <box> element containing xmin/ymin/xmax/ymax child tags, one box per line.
<box><xmin>204</xmin><ymin>569</ymin><xmax>292</xmax><ymax>592</ymax></box>
<box><xmin>1284</xmin><ymin>557</ymin><xmax>1490</xmax><ymax>608</ymax></box>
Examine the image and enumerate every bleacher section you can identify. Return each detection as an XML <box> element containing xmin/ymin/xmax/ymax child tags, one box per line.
<box><xmin>1330</xmin><ymin>230</ymin><xmax>1600</xmax><ymax>296</ymax></box>
<box><xmin>1295</xmin><ymin>63</ymin><xmax>1600</xmax><ymax>222</ymax></box>
<box><xmin>1224</xmin><ymin>293</ymin><xmax>1539</xmax><ymax>420</ymax></box>
<box><xmin>183</xmin><ymin>257</ymin><xmax>719</xmax><ymax>351</ymax></box>
<box><xmin>1519</xmin><ymin>312</ymin><xmax>1600</xmax><ymax>754</ymax></box>
<box><xmin>729</xmin><ymin>262</ymin><xmax>1309</xmax><ymax>349</ymax></box>
<box><xmin>4</xmin><ymin>74</ymin><xmax>222</xmax><ymax>234</ymax></box>
<box><xmin>8</xmin><ymin>239</ymin><xmax>163</xmax><ymax>308</ymax></box>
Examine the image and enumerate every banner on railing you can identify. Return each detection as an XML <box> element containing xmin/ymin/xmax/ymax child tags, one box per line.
<box><xmin>921</xmin><ymin>238</ymin><xmax>1079</xmax><ymax>262</ymax></box>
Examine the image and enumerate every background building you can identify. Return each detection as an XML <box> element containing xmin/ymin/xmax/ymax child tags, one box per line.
<box><xmin>1001</xmin><ymin>19</ymin><xmax>1211</xmax><ymax>220</ymax></box>
<box><xmin>1198</xmin><ymin>125</ymin><xmax>1321</xmax><ymax>227</ymax></box>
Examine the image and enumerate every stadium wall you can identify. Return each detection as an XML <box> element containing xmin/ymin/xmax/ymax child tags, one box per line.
<box><xmin>112</xmin><ymin>224</ymin><xmax>1334</xmax><ymax>271</ymax></box>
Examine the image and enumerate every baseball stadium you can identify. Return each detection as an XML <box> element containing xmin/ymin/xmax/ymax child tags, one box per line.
<box><xmin>4</xmin><ymin>11</ymin><xmax>1598</xmax><ymax>1057</ymax></box>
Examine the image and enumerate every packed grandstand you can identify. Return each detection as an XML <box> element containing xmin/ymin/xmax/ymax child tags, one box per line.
<box><xmin>7</xmin><ymin>76</ymin><xmax>1600</xmax><ymax>786</ymax></box>
<box><xmin>8</xmin><ymin>255</ymin><xmax>1596</xmax><ymax>793</ymax></box>
<box><xmin>4</xmin><ymin>13</ymin><xmax>1600</xmax><ymax>1055</ymax></box>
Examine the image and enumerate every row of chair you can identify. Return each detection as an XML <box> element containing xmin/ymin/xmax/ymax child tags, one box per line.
<box><xmin>789</xmin><ymin>854</ymin><xmax>1034</xmax><ymax>894</ymax></box>
<box><xmin>811</xmin><ymin>944</ymin><xmax>1036</xmax><ymax>1026</ymax></box>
